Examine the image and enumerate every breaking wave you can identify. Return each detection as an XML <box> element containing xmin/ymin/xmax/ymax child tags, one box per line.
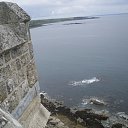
<box><xmin>69</xmin><ymin>77</ymin><xmax>100</xmax><ymax>86</ymax></box>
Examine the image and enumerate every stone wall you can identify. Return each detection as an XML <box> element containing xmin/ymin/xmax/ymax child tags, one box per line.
<box><xmin>0</xmin><ymin>2</ymin><xmax>50</xmax><ymax>128</ymax></box>
<box><xmin>0</xmin><ymin>2</ymin><xmax>40</xmax><ymax>121</ymax></box>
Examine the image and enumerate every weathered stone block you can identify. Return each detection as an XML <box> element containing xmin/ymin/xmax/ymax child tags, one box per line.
<box><xmin>6</xmin><ymin>75</ymin><xmax>18</xmax><ymax>94</ymax></box>
<box><xmin>0</xmin><ymin>54</ymin><xmax>4</xmax><ymax>66</ymax></box>
<box><xmin>21</xmin><ymin>43</ymin><xmax>28</xmax><ymax>53</ymax></box>
<box><xmin>2</xmin><ymin>6</ymin><xmax>19</xmax><ymax>24</ymax></box>
<box><xmin>0</xmin><ymin>81</ymin><xmax>7</xmax><ymax>103</ymax></box>
<box><xmin>0</xmin><ymin>112</ymin><xmax>8</xmax><ymax>128</ymax></box>
<box><xmin>16</xmin><ymin>58</ymin><xmax>22</xmax><ymax>70</ymax></box>
<box><xmin>28</xmin><ymin>42</ymin><xmax>34</xmax><ymax>59</ymax></box>
<box><xmin>19</xmin><ymin>80</ymin><xmax>29</xmax><ymax>99</ymax></box>
<box><xmin>17</xmin><ymin>70</ymin><xmax>25</xmax><ymax>84</ymax></box>
<box><xmin>0</xmin><ymin>68</ymin><xmax>2</xmax><ymax>82</ymax></box>
<box><xmin>21</xmin><ymin>53</ymin><xmax>30</xmax><ymax>67</ymax></box>
<box><xmin>4</xmin><ymin>50</ymin><xmax>11</xmax><ymax>63</ymax></box>
<box><xmin>4</xmin><ymin>64</ymin><xmax>12</xmax><ymax>79</ymax></box>
<box><xmin>6</xmin><ymin>8</ymin><xmax>19</xmax><ymax>23</ymax></box>
<box><xmin>1</xmin><ymin>99</ymin><xmax>9</xmax><ymax>112</ymax></box>
<box><xmin>9</xmin><ymin>23</ymin><xmax>28</xmax><ymax>41</ymax></box>
<box><xmin>0</xmin><ymin>3</ymin><xmax>7</xmax><ymax>24</ymax></box>
<box><xmin>7</xmin><ymin>89</ymin><xmax>20</xmax><ymax>113</ymax></box>
<box><xmin>27</xmin><ymin>61</ymin><xmax>37</xmax><ymax>88</ymax></box>
<box><xmin>11</xmin><ymin>45</ymin><xmax>22</xmax><ymax>59</ymax></box>
<box><xmin>0</xmin><ymin>68</ymin><xmax>6</xmax><ymax>82</ymax></box>
<box><xmin>0</xmin><ymin>25</ymin><xmax>24</xmax><ymax>54</ymax></box>
<box><xmin>10</xmin><ymin>60</ymin><xmax>17</xmax><ymax>72</ymax></box>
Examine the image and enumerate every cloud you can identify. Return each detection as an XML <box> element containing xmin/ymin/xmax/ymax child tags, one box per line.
<box><xmin>2</xmin><ymin>0</ymin><xmax>128</xmax><ymax>18</ymax></box>
<box><xmin>3</xmin><ymin>0</ymin><xmax>128</xmax><ymax>7</ymax></box>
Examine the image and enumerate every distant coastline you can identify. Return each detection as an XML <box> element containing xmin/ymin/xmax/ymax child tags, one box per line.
<box><xmin>29</xmin><ymin>13</ymin><xmax>128</xmax><ymax>29</ymax></box>
<box><xmin>29</xmin><ymin>16</ymin><xmax>99</xmax><ymax>28</ymax></box>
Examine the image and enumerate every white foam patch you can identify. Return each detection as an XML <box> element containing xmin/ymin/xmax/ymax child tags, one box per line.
<box><xmin>69</xmin><ymin>77</ymin><xmax>100</xmax><ymax>86</ymax></box>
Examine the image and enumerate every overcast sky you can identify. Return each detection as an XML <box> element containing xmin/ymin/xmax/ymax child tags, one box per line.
<box><xmin>2</xmin><ymin>0</ymin><xmax>128</xmax><ymax>19</ymax></box>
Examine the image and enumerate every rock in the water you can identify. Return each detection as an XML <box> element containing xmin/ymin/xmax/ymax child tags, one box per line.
<box><xmin>90</xmin><ymin>98</ymin><xmax>106</xmax><ymax>106</ymax></box>
<box><xmin>111</xmin><ymin>123</ymin><xmax>123</xmax><ymax>128</ymax></box>
<box><xmin>117</xmin><ymin>112</ymin><xmax>128</xmax><ymax>121</ymax></box>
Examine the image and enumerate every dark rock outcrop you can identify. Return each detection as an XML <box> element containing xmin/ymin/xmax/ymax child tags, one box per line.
<box><xmin>111</xmin><ymin>123</ymin><xmax>123</xmax><ymax>128</ymax></box>
<box><xmin>40</xmin><ymin>93</ymin><xmax>109</xmax><ymax>128</ymax></box>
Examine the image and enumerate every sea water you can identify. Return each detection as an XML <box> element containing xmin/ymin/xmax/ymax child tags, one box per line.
<box><xmin>31</xmin><ymin>14</ymin><xmax>128</xmax><ymax>114</ymax></box>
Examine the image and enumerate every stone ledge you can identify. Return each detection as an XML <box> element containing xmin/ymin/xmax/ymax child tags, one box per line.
<box><xmin>11</xmin><ymin>81</ymin><xmax>40</xmax><ymax>119</ymax></box>
<box><xmin>19</xmin><ymin>96</ymin><xmax>50</xmax><ymax>128</ymax></box>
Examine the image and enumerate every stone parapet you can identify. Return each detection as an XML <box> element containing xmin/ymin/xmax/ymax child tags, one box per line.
<box><xmin>0</xmin><ymin>2</ymin><xmax>30</xmax><ymax>54</ymax></box>
<box><xmin>0</xmin><ymin>2</ymin><xmax>30</xmax><ymax>24</ymax></box>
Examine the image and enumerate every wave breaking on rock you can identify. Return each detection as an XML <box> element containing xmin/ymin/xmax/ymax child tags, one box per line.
<box><xmin>68</xmin><ymin>77</ymin><xmax>100</xmax><ymax>86</ymax></box>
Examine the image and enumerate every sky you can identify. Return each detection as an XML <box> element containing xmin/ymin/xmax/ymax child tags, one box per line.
<box><xmin>1</xmin><ymin>0</ymin><xmax>128</xmax><ymax>19</ymax></box>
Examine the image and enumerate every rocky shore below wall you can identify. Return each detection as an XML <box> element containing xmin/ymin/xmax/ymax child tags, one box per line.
<box><xmin>40</xmin><ymin>92</ymin><xmax>128</xmax><ymax>128</ymax></box>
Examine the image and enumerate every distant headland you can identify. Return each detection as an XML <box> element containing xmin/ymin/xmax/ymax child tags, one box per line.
<box><xmin>29</xmin><ymin>16</ymin><xmax>99</xmax><ymax>28</ymax></box>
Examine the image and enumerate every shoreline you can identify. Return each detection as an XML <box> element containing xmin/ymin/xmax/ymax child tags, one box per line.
<box><xmin>40</xmin><ymin>92</ymin><xmax>128</xmax><ymax>128</ymax></box>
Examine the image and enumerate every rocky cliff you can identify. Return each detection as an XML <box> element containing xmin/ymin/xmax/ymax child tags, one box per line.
<box><xmin>0</xmin><ymin>2</ymin><xmax>50</xmax><ymax>128</ymax></box>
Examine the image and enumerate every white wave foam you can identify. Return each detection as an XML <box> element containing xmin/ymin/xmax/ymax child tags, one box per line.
<box><xmin>69</xmin><ymin>77</ymin><xmax>100</xmax><ymax>86</ymax></box>
<box><xmin>40</xmin><ymin>91</ymin><xmax>49</xmax><ymax>98</ymax></box>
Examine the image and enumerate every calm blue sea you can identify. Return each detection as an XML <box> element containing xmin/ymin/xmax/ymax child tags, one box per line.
<box><xmin>31</xmin><ymin>14</ymin><xmax>128</xmax><ymax>114</ymax></box>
